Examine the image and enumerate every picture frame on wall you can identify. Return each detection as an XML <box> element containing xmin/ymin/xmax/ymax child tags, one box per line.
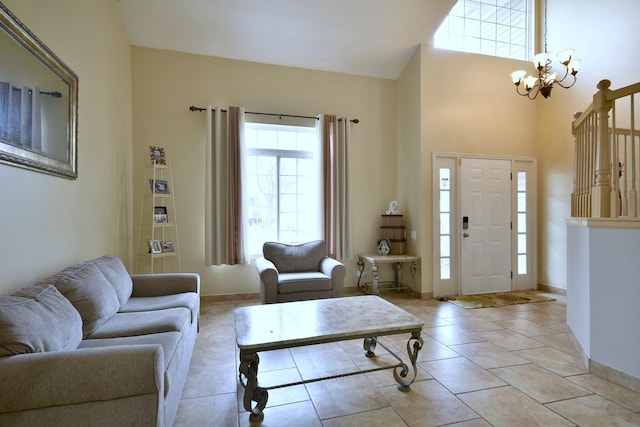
<box><xmin>149</xmin><ymin>239</ymin><xmax>162</xmax><ymax>254</ymax></box>
<box><xmin>149</xmin><ymin>146</ymin><xmax>166</xmax><ymax>165</ymax></box>
<box><xmin>149</xmin><ymin>179</ymin><xmax>170</xmax><ymax>194</ymax></box>
<box><xmin>153</xmin><ymin>206</ymin><xmax>168</xmax><ymax>223</ymax></box>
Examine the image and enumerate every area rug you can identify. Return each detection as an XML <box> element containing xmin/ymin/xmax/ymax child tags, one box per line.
<box><xmin>441</xmin><ymin>291</ymin><xmax>555</xmax><ymax>309</ymax></box>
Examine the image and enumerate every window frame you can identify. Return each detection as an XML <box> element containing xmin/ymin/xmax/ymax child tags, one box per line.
<box><xmin>243</xmin><ymin>121</ymin><xmax>322</xmax><ymax>259</ymax></box>
<box><xmin>433</xmin><ymin>0</ymin><xmax>535</xmax><ymax>61</ymax></box>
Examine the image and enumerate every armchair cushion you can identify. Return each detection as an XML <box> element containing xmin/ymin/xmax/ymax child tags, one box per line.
<box><xmin>263</xmin><ymin>240</ymin><xmax>326</xmax><ymax>273</ymax></box>
<box><xmin>277</xmin><ymin>272</ymin><xmax>332</xmax><ymax>294</ymax></box>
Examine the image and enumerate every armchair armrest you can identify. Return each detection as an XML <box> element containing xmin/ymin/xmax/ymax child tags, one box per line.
<box><xmin>0</xmin><ymin>345</ymin><xmax>163</xmax><ymax>414</ymax></box>
<box><xmin>255</xmin><ymin>257</ymin><xmax>279</xmax><ymax>304</ymax></box>
<box><xmin>130</xmin><ymin>273</ymin><xmax>200</xmax><ymax>297</ymax></box>
<box><xmin>321</xmin><ymin>257</ymin><xmax>346</xmax><ymax>297</ymax></box>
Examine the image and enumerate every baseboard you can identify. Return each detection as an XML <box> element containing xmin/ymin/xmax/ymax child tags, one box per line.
<box><xmin>537</xmin><ymin>283</ymin><xmax>567</xmax><ymax>296</ymax></box>
<box><xmin>567</xmin><ymin>325</ymin><xmax>640</xmax><ymax>393</ymax></box>
<box><xmin>200</xmin><ymin>293</ymin><xmax>259</xmax><ymax>303</ymax></box>
<box><xmin>566</xmin><ymin>325</ymin><xmax>590</xmax><ymax>370</ymax></box>
<box><xmin>590</xmin><ymin>360</ymin><xmax>640</xmax><ymax>394</ymax></box>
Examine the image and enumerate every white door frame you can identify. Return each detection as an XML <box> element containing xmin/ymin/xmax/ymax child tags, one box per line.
<box><xmin>432</xmin><ymin>153</ymin><xmax>537</xmax><ymax>298</ymax></box>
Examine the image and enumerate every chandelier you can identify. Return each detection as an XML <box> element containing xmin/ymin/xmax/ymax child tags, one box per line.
<box><xmin>509</xmin><ymin>0</ymin><xmax>580</xmax><ymax>99</ymax></box>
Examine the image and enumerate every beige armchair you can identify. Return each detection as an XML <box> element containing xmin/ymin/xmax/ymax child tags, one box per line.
<box><xmin>255</xmin><ymin>240</ymin><xmax>346</xmax><ymax>304</ymax></box>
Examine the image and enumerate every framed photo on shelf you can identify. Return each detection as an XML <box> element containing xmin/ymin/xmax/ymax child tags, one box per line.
<box><xmin>149</xmin><ymin>239</ymin><xmax>162</xmax><ymax>254</ymax></box>
<box><xmin>149</xmin><ymin>146</ymin><xmax>166</xmax><ymax>165</ymax></box>
<box><xmin>153</xmin><ymin>206</ymin><xmax>168</xmax><ymax>223</ymax></box>
<box><xmin>162</xmin><ymin>241</ymin><xmax>175</xmax><ymax>252</ymax></box>
<box><xmin>149</xmin><ymin>179</ymin><xmax>170</xmax><ymax>194</ymax></box>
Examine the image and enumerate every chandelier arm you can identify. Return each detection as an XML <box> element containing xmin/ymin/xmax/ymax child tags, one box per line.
<box><xmin>515</xmin><ymin>85</ymin><xmax>540</xmax><ymax>100</ymax></box>
<box><xmin>555</xmin><ymin>75</ymin><xmax>577</xmax><ymax>89</ymax></box>
<box><xmin>515</xmin><ymin>84</ymin><xmax>537</xmax><ymax>98</ymax></box>
<box><xmin>555</xmin><ymin>67</ymin><xmax>570</xmax><ymax>84</ymax></box>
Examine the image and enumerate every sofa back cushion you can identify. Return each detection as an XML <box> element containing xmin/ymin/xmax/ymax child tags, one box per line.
<box><xmin>48</xmin><ymin>262</ymin><xmax>121</xmax><ymax>337</ymax></box>
<box><xmin>263</xmin><ymin>240</ymin><xmax>326</xmax><ymax>273</ymax></box>
<box><xmin>89</xmin><ymin>255</ymin><xmax>133</xmax><ymax>307</ymax></box>
<box><xmin>0</xmin><ymin>285</ymin><xmax>83</xmax><ymax>356</ymax></box>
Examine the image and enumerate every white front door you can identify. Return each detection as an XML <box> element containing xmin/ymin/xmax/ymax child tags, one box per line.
<box><xmin>460</xmin><ymin>158</ymin><xmax>512</xmax><ymax>295</ymax></box>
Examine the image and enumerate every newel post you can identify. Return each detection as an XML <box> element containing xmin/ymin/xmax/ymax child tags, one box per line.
<box><xmin>591</xmin><ymin>80</ymin><xmax>613</xmax><ymax>217</ymax></box>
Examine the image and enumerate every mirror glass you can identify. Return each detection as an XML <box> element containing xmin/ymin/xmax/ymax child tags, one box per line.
<box><xmin>0</xmin><ymin>3</ymin><xmax>78</xmax><ymax>178</ymax></box>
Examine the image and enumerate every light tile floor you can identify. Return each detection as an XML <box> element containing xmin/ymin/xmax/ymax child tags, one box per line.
<box><xmin>174</xmin><ymin>292</ymin><xmax>640</xmax><ymax>426</ymax></box>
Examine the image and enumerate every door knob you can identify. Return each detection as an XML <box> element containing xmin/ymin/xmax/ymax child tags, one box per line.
<box><xmin>463</xmin><ymin>232</ymin><xmax>470</xmax><ymax>238</ymax></box>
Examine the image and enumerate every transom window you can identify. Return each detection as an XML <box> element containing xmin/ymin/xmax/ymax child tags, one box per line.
<box><xmin>243</xmin><ymin>122</ymin><xmax>321</xmax><ymax>258</ymax></box>
<box><xmin>434</xmin><ymin>0</ymin><xmax>533</xmax><ymax>61</ymax></box>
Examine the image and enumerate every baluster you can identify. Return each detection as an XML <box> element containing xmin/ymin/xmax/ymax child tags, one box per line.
<box><xmin>629</xmin><ymin>94</ymin><xmax>638</xmax><ymax>217</ymax></box>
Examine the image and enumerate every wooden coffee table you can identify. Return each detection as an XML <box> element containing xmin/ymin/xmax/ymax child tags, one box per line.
<box><xmin>234</xmin><ymin>296</ymin><xmax>424</xmax><ymax>422</ymax></box>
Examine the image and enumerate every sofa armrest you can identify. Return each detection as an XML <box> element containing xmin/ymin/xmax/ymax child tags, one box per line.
<box><xmin>255</xmin><ymin>257</ymin><xmax>278</xmax><ymax>304</ymax></box>
<box><xmin>130</xmin><ymin>273</ymin><xmax>200</xmax><ymax>297</ymax></box>
<box><xmin>0</xmin><ymin>345</ymin><xmax>164</xmax><ymax>414</ymax></box>
<box><xmin>321</xmin><ymin>257</ymin><xmax>346</xmax><ymax>298</ymax></box>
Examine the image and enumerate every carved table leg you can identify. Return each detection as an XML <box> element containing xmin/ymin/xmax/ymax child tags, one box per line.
<box><xmin>393</xmin><ymin>331</ymin><xmax>423</xmax><ymax>392</ymax></box>
<box><xmin>357</xmin><ymin>258</ymin><xmax>366</xmax><ymax>293</ymax></box>
<box><xmin>363</xmin><ymin>337</ymin><xmax>377</xmax><ymax>358</ymax></box>
<box><xmin>239</xmin><ymin>350</ymin><xmax>268</xmax><ymax>422</ymax></box>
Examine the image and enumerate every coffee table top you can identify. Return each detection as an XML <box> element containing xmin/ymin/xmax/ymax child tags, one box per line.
<box><xmin>235</xmin><ymin>296</ymin><xmax>423</xmax><ymax>351</ymax></box>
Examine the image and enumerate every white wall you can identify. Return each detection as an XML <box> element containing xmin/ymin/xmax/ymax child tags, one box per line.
<box><xmin>0</xmin><ymin>0</ymin><xmax>132</xmax><ymax>294</ymax></box>
<box><xmin>567</xmin><ymin>220</ymin><xmax>640</xmax><ymax>380</ymax></box>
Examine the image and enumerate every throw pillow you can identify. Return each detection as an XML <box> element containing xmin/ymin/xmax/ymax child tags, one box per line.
<box><xmin>263</xmin><ymin>240</ymin><xmax>326</xmax><ymax>273</ymax></box>
<box><xmin>51</xmin><ymin>262</ymin><xmax>120</xmax><ymax>337</ymax></box>
<box><xmin>0</xmin><ymin>285</ymin><xmax>83</xmax><ymax>356</ymax></box>
<box><xmin>90</xmin><ymin>255</ymin><xmax>133</xmax><ymax>308</ymax></box>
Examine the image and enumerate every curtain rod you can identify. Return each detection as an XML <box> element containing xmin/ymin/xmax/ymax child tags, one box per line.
<box><xmin>188</xmin><ymin>106</ymin><xmax>359</xmax><ymax>123</ymax></box>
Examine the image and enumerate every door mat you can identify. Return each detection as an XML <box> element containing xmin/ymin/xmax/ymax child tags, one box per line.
<box><xmin>440</xmin><ymin>291</ymin><xmax>555</xmax><ymax>309</ymax></box>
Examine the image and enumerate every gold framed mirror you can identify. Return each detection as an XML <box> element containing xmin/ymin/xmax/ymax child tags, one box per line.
<box><xmin>0</xmin><ymin>2</ymin><xmax>78</xmax><ymax>179</ymax></box>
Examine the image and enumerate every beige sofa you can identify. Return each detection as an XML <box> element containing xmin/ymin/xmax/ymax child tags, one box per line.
<box><xmin>0</xmin><ymin>255</ymin><xmax>200</xmax><ymax>427</ymax></box>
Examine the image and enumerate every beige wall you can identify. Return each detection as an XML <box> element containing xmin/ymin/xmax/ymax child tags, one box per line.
<box><xmin>2</xmin><ymin>1</ymin><xmax>636</xmax><ymax>298</ymax></box>
<box><xmin>396</xmin><ymin>48</ymin><xmax>423</xmax><ymax>291</ymax></box>
<box><xmin>404</xmin><ymin>45</ymin><xmax>538</xmax><ymax>296</ymax></box>
<box><xmin>0</xmin><ymin>0</ymin><xmax>132</xmax><ymax>294</ymax></box>
<box><xmin>131</xmin><ymin>47</ymin><xmax>398</xmax><ymax>296</ymax></box>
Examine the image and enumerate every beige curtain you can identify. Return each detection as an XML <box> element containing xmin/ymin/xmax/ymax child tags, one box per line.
<box><xmin>321</xmin><ymin>114</ymin><xmax>353</xmax><ymax>260</ymax></box>
<box><xmin>204</xmin><ymin>106</ymin><xmax>246</xmax><ymax>265</ymax></box>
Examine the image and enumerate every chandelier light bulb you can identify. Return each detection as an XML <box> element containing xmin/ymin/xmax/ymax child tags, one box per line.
<box><xmin>511</xmin><ymin>70</ymin><xmax>527</xmax><ymax>85</ymax></box>
<box><xmin>523</xmin><ymin>75</ymin><xmax>538</xmax><ymax>91</ymax></box>
<box><xmin>556</xmin><ymin>48</ymin><xmax>575</xmax><ymax>66</ymax></box>
<box><xmin>532</xmin><ymin>52</ymin><xmax>550</xmax><ymax>70</ymax></box>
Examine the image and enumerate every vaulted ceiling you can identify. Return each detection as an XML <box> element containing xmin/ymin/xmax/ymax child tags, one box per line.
<box><xmin>117</xmin><ymin>0</ymin><xmax>456</xmax><ymax>80</ymax></box>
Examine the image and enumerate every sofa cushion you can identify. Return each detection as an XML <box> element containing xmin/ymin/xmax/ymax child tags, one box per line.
<box><xmin>87</xmin><ymin>307</ymin><xmax>190</xmax><ymax>339</ymax></box>
<box><xmin>263</xmin><ymin>240</ymin><xmax>326</xmax><ymax>273</ymax></box>
<box><xmin>277</xmin><ymin>272</ymin><xmax>332</xmax><ymax>294</ymax></box>
<box><xmin>0</xmin><ymin>285</ymin><xmax>83</xmax><ymax>356</ymax></box>
<box><xmin>89</xmin><ymin>255</ymin><xmax>133</xmax><ymax>308</ymax></box>
<box><xmin>49</xmin><ymin>262</ymin><xmax>121</xmax><ymax>337</ymax></box>
<box><xmin>120</xmin><ymin>293</ymin><xmax>199</xmax><ymax>324</ymax></box>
